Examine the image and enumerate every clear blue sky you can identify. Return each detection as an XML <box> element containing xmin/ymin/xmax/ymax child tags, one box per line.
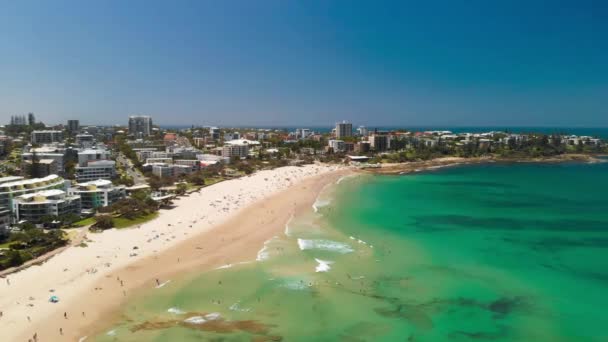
<box><xmin>1</xmin><ymin>0</ymin><xmax>606</xmax><ymax>127</ymax></box>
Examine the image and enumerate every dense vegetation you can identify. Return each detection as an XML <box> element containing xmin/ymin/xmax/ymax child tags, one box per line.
<box><xmin>0</xmin><ymin>224</ymin><xmax>68</xmax><ymax>271</ymax></box>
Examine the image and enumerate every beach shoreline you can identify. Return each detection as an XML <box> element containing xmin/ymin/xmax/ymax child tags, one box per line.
<box><xmin>360</xmin><ymin>153</ymin><xmax>603</xmax><ymax>175</ymax></box>
<box><xmin>0</xmin><ymin>164</ymin><xmax>349</xmax><ymax>342</ymax></box>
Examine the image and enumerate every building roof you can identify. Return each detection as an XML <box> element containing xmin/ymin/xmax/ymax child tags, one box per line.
<box><xmin>0</xmin><ymin>176</ymin><xmax>25</xmax><ymax>185</ymax></box>
<box><xmin>0</xmin><ymin>174</ymin><xmax>62</xmax><ymax>189</ymax></box>
<box><xmin>16</xmin><ymin>189</ymin><xmax>66</xmax><ymax>200</ymax></box>
<box><xmin>225</xmin><ymin>139</ymin><xmax>260</xmax><ymax>146</ymax></box>
<box><xmin>77</xmin><ymin>179</ymin><xmax>113</xmax><ymax>187</ymax></box>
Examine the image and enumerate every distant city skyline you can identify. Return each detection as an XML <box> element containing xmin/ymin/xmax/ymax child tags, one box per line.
<box><xmin>1</xmin><ymin>1</ymin><xmax>607</xmax><ymax>127</ymax></box>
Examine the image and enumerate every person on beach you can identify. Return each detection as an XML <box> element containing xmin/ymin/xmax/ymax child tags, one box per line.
<box><xmin>59</xmin><ymin>328</ymin><xmax>63</xmax><ymax>335</ymax></box>
<box><xmin>64</xmin><ymin>312</ymin><xmax>67</xmax><ymax>319</ymax></box>
<box><xmin>156</xmin><ymin>278</ymin><xmax>160</xmax><ymax>286</ymax></box>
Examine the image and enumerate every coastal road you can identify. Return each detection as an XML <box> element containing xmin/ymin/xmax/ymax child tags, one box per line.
<box><xmin>116</xmin><ymin>152</ymin><xmax>147</xmax><ymax>185</ymax></box>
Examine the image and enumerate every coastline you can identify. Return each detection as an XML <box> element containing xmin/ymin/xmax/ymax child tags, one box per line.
<box><xmin>361</xmin><ymin>153</ymin><xmax>603</xmax><ymax>175</ymax></box>
<box><xmin>0</xmin><ymin>164</ymin><xmax>349</xmax><ymax>342</ymax></box>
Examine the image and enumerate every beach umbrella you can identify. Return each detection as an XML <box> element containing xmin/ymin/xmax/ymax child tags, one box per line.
<box><xmin>49</xmin><ymin>295</ymin><xmax>59</xmax><ymax>303</ymax></box>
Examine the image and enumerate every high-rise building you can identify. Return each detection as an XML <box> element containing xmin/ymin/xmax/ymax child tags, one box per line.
<box><xmin>357</xmin><ymin>126</ymin><xmax>369</xmax><ymax>137</ymax></box>
<box><xmin>336</xmin><ymin>121</ymin><xmax>353</xmax><ymax>139</ymax></box>
<box><xmin>28</xmin><ymin>112</ymin><xmax>36</xmax><ymax>126</ymax></box>
<box><xmin>10</xmin><ymin>115</ymin><xmax>27</xmax><ymax>126</ymax></box>
<box><xmin>67</xmin><ymin>120</ymin><xmax>80</xmax><ymax>133</ymax></box>
<box><xmin>128</xmin><ymin>115</ymin><xmax>153</xmax><ymax>137</ymax></box>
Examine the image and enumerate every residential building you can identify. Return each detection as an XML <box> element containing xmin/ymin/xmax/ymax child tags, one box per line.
<box><xmin>357</xmin><ymin>126</ymin><xmax>369</xmax><ymax>137</ymax></box>
<box><xmin>369</xmin><ymin>134</ymin><xmax>388</xmax><ymax>151</ymax></box>
<box><xmin>0</xmin><ymin>206</ymin><xmax>10</xmax><ymax>235</ymax></box>
<box><xmin>75</xmin><ymin>160</ymin><xmax>116</xmax><ymax>182</ymax></box>
<box><xmin>210</xmin><ymin>127</ymin><xmax>221</xmax><ymax>140</ymax></box>
<box><xmin>12</xmin><ymin>190</ymin><xmax>81</xmax><ymax>224</ymax></box>
<box><xmin>75</xmin><ymin>134</ymin><xmax>95</xmax><ymax>148</ymax></box>
<box><xmin>28</xmin><ymin>112</ymin><xmax>36</xmax><ymax>126</ymax></box>
<box><xmin>67</xmin><ymin>119</ymin><xmax>80</xmax><ymax>134</ymax></box>
<box><xmin>152</xmin><ymin>164</ymin><xmax>174</xmax><ymax>178</ymax></box>
<box><xmin>21</xmin><ymin>159</ymin><xmax>58</xmax><ymax>178</ymax></box>
<box><xmin>222</xmin><ymin>143</ymin><xmax>249</xmax><ymax>158</ymax></box>
<box><xmin>128</xmin><ymin>115</ymin><xmax>153</xmax><ymax>137</ymax></box>
<box><xmin>336</xmin><ymin>121</ymin><xmax>353</xmax><ymax>139</ymax></box>
<box><xmin>295</xmin><ymin>128</ymin><xmax>311</xmax><ymax>139</ymax></box>
<box><xmin>355</xmin><ymin>141</ymin><xmax>371</xmax><ymax>153</ymax></box>
<box><xmin>0</xmin><ymin>175</ymin><xmax>67</xmax><ymax>213</ymax></box>
<box><xmin>175</xmin><ymin>159</ymin><xmax>201</xmax><ymax>172</ymax></box>
<box><xmin>77</xmin><ymin>148</ymin><xmax>111</xmax><ymax>166</ymax></box>
<box><xmin>68</xmin><ymin>179</ymin><xmax>126</xmax><ymax>211</ymax></box>
<box><xmin>224</xmin><ymin>132</ymin><xmax>240</xmax><ymax>141</ymax></box>
<box><xmin>328</xmin><ymin>139</ymin><xmax>345</xmax><ymax>152</ymax></box>
<box><xmin>31</xmin><ymin>130</ymin><xmax>64</xmax><ymax>144</ymax></box>
<box><xmin>10</xmin><ymin>115</ymin><xmax>27</xmax><ymax>126</ymax></box>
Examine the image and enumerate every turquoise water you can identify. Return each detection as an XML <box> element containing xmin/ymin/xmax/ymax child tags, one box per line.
<box><xmin>96</xmin><ymin>161</ymin><xmax>608</xmax><ymax>341</ymax></box>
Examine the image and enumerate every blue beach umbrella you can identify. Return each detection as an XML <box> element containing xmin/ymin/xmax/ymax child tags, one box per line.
<box><xmin>49</xmin><ymin>295</ymin><xmax>59</xmax><ymax>303</ymax></box>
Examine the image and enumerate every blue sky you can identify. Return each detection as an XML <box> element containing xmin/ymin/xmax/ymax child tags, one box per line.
<box><xmin>1</xmin><ymin>0</ymin><xmax>606</xmax><ymax>127</ymax></box>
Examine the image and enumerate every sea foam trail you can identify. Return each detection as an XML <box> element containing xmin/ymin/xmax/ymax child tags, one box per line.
<box><xmin>315</xmin><ymin>258</ymin><xmax>333</xmax><ymax>272</ymax></box>
<box><xmin>297</xmin><ymin>239</ymin><xmax>354</xmax><ymax>253</ymax></box>
<box><xmin>168</xmin><ymin>307</ymin><xmax>185</xmax><ymax>314</ymax></box>
<box><xmin>257</xmin><ymin>236</ymin><xmax>280</xmax><ymax>261</ymax></box>
<box><xmin>155</xmin><ymin>280</ymin><xmax>171</xmax><ymax>288</ymax></box>
<box><xmin>284</xmin><ymin>214</ymin><xmax>295</xmax><ymax>236</ymax></box>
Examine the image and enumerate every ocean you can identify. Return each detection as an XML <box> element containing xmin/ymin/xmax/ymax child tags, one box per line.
<box><xmin>95</xmin><ymin>161</ymin><xmax>608</xmax><ymax>341</ymax></box>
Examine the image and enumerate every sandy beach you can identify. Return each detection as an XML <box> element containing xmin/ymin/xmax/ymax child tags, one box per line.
<box><xmin>0</xmin><ymin>164</ymin><xmax>349</xmax><ymax>342</ymax></box>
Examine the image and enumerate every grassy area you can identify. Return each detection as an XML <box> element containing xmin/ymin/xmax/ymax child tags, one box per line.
<box><xmin>0</xmin><ymin>241</ymin><xmax>14</xmax><ymax>249</ymax></box>
<box><xmin>204</xmin><ymin>177</ymin><xmax>225</xmax><ymax>186</ymax></box>
<box><xmin>113</xmin><ymin>212</ymin><xmax>159</xmax><ymax>229</ymax></box>
<box><xmin>73</xmin><ymin>217</ymin><xmax>96</xmax><ymax>227</ymax></box>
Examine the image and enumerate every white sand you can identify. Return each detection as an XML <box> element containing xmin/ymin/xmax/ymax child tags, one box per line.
<box><xmin>0</xmin><ymin>164</ymin><xmax>344</xmax><ymax>341</ymax></box>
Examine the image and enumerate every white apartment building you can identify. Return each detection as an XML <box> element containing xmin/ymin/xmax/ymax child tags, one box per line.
<box><xmin>75</xmin><ymin>160</ymin><xmax>116</xmax><ymax>182</ymax></box>
<box><xmin>222</xmin><ymin>144</ymin><xmax>249</xmax><ymax>158</ymax></box>
<box><xmin>328</xmin><ymin>139</ymin><xmax>345</xmax><ymax>152</ymax></box>
<box><xmin>68</xmin><ymin>179</ymin><xmax>126</xmax><ymax>211</ymax></box>
<box><xmin>31</xmin><ymin>130</ymin><xmax>64</xmax><ymax>144</ymax></box>
<box><xmin>0</xmin><ymin>175</ymin><xmax>67</xmax><ymax>212</ymax></box>
<box><xmin>12</xmin><ymin>189</ymin><xmax>81</xmax><ymax>223</ymax></box>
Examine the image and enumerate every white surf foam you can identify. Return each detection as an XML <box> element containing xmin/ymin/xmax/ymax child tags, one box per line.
<box><xmin>78</xmin><ymin>337</ymin><xmax>88</xmax><ymax>342</ymax></box>
<box><xmin>229</xmin><ymin>302</ymin><xmax>252</xmax><ymax>312</ymax></box>
<box><xmin>312</xmin><ymin>198</ymin><xmax>331</xmax><ymax>212</ymax></box>
<box><xmin>167</xmin><ymin>307</ymin><xmax>185</xmax><ymax>315</ymax></box>
<box><xmin>297</xmin><ymin>239</ymin><xmax>353</xmax><ymax>254</ymax></box>
<box><xmin>315</xmin><ymin>258</ymin><xmax>333</xmax><ymax>272</ymax></box>
<box><xmin>106</xmin><ymin>330</ymin><xmax>116</xmax><ymax>336</ymax></box>
<box><xmin>184</xmin><ymin>316</ymin><xmax>206</xmax><ymax>324</ymax></box>
<box><xmin>257</xmin><ymin>236</ymin><xmax>279</xmax><ymax>261</ymax></box>
<box><xmin>205</xmin><ymin>312</ymin><xmax>221</xmax><ymax>320</ymax></box>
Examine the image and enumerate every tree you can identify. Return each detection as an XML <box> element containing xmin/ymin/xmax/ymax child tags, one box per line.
<box><xmin>176</xmin><ymin>183</ymin><xmax>188</xmax><ymax>195</ymax></box>
<box><xmin>93</xmin><ymin>215</ymin><xmax>114</xmax><ymax>230</ymax></box>
<box><xmin>187</xmin><ymin>172</ymin><xmax>205</xmax><ymax>186</ymax></box>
